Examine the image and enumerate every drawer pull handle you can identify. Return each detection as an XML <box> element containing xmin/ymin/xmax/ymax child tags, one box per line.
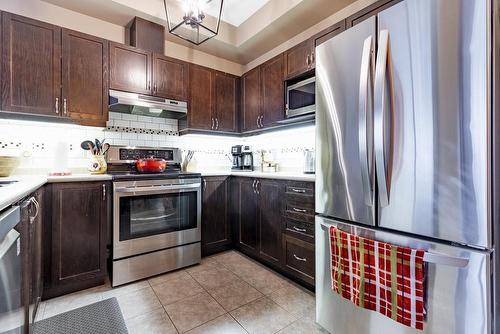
<box><xmin>292</xmin><ymin>226</ymin><xmax>307</xmax><ymax>233</ymax></box>
<box><xmin>293</xmin><ymin>254</ymin><xmax>307</xmax><ymax>262</ymax></box>
<box><xmin>292</xmin><ymin>207</ymin><xmax>307</xmax><ymax>213</ymax></box>
<box><xmin>291</xmin><ymin>188</ymin><xmax>306</xmax><ymax>193</ymax></box>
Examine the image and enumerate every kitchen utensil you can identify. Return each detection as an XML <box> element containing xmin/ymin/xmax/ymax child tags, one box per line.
<box><xmin>303</xmin><ymin>149</ymin><xmax>315</xmax><ymax>174</ymax></box>
<box><xmin>81</xmin><ymin>141</ymin><xmax>95</xmax><ymax>152</ymax></box>
<box><xmin>136</xmin><ymin>158</ymin><xmax>167</xmax><ymax>173</ymax></box>
<box><xmin>0</xmin><ymin>156</ymin><xmax>20</xmax><ymax>177</ymax></box>
<box><xmin>181</xmin><ymin>150</ymin><xmax>194</xmax><ymax>171</ymax></box>
<box><xmin>101</xmin><ymin>143</ymin><xmax>110</xmax><ymax>155</ymax></box>
<box><xmin>95</xmin><ymin>139</ymin><xmax>102</xmax><ymax>154</ymax></box>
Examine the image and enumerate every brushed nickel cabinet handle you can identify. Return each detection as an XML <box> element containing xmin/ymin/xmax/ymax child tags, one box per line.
<box><xmin>203</xmin><ymin>179</ymin><xmax>207</xmax><ymax>191</ymax></box>
<box><xmin>292</xmin><ymin>226</ymin><xmax>307</xmax><ymax>233</ymax></box>
<box><xmin>55</xmin><ymin>98</ymin><xmax>59</xmax><ymax>114</ymax></box>
<box><xmin>290</xmin><ymin>188</ymin><xmax>306</xmax><ymax>193</ymax></box>
<box><xmin>292</xmin><ymin>207</ymin><xmax>307</xmax><ymax>213</ymax></box>
<box><xmin>102</xmin><ymin>184</ymin><xmax>106</xmax><ymax>201</ymax></box>
<box><xmin>63</xmin><ymin>98</ymin><xmax>67</xmax><ymax>115</ymax></box>
<box><xmin>293</xmin><ymin>254</ymin><xmax>307</xmax><ymax>262</ymax></box>
<box><xmin>215</xmin><ymin>118</ymin><xmax>219</xmax><ymax>130</ymax></box>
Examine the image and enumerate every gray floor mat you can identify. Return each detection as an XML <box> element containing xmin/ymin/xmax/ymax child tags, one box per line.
<box><xmin>33</xmin><ymin>298</ymin><xmax>128</xmax><ymax>334</ymax></box>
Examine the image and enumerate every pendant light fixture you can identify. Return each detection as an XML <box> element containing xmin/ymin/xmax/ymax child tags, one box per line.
<box><xmin>163</xmin><ymin>0</ymin><xmax>224</xmax><ymax>45</ymax></box>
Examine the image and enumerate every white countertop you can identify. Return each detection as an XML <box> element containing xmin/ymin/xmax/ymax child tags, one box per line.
<box><xmin>198</xmin><ymin>170</ymin><xmax>315</xmax><ymax>182</ymax></box>
<box><xmin>0</xmin><ymin>176</ymin><xmax>46</xmax><ymax>212</ymax></box>
<box><xmin>0</xmin><ymin>173</ymin><xmax>112</xmax><ymax>212</ymax></box>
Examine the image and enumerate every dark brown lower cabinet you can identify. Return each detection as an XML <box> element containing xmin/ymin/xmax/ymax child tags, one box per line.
<box><xmin>43</xmin><ymin>182</ymin><xmax>108</xmax><ymax>299</ymax></box>
<box><xmin>258</xmin><ymin>179</ymin><xmax>282</xmax><ymax>265</ymax></box>
<box><xmin>232</xmin><ymin>177</ymin><xmax>315</xmax><ymax>288</ymax></box>
<box><xmin>283</xmin><ymin>234</ymin><xmax>315</xmax><ymax>285</ymax></box>
<box><xmin>202</xmin><ymin>176</ymin><xmax>231</xmax><ymax>255</ymax></box>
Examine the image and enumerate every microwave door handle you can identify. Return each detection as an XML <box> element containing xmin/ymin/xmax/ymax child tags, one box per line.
<box><xmin>374</xmin><ymin>30</ymin><xmax>394</xmax><ymax>207</ymax></box>
<box><xmin>358</xmin><ymin>35</ymin><xmax>374</xmax><ymax>206</ymax></box>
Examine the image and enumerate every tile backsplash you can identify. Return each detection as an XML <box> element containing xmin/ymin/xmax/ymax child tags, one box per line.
<box><xmin>0</xmin><ymin>112</ymin><xmax>315</xmax><ymax>174</ymax></box>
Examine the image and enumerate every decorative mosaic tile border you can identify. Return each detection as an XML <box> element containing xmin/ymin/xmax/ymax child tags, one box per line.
<box><xmin>105</xmin><ymin>126</ymin><xmax>179</xmax><ymax>136</ymax></box>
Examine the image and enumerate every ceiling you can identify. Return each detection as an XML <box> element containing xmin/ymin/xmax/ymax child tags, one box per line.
<box><xmin>205</xmin><ymin>0</ymin><xmax>271</xmax><ymax>27</ymax></box>
<box><xmin>42</xmin><ymin>0</ymin><xmax>356</xmax><ymax>65</ymax></box>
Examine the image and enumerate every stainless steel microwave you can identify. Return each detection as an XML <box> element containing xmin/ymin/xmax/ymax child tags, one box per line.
<box><xmin>285</xmin><ymin>76</ymin><xmax>315</xmax><ymax>118</ymax></box>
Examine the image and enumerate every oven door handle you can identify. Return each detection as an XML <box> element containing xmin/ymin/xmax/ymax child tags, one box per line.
<box><xmin>115</xmin><ymin>183</ymin><xmax>201</xmax><ymax>194</ymax></box>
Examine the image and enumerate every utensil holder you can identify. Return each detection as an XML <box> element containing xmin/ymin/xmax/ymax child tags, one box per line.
<box><xmin>88</xmin><ymin>154</ymin><xmax>107</xmax><ymax>174</ymax></box>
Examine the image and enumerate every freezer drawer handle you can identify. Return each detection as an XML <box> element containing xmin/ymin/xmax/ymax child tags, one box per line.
<box><xmin>319</xmin><ymin>221</ymin><xmax>469</xmax><ymax>268</ymax></box>
<box><xmin>423</xmin><ymin>252</ymin><xmax>469</xmax><ymax>268</ymax></box>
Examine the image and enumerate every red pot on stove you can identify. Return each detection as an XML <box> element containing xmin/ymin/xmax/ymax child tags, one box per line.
<box><xmin>135</xmin><ymin>158</ymin><xmax>167</xmax><ymax>173</ymax></box>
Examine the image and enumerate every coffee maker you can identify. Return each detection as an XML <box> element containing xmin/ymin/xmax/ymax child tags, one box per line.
<box><xmin>231</xmin><ymin>145</ymin><xmax>253</xmax><ymax>171</ymax></box>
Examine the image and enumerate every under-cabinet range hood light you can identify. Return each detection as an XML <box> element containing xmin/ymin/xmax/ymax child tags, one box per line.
<box><xmin>163</xmin><ymin>0</ymin><xmax>224</xmax><ymax>45</ymax></box>
<box><xmin>108</xmin><ymin>90</ymin><xmax>187</xmax><ymax>119</ymax></box>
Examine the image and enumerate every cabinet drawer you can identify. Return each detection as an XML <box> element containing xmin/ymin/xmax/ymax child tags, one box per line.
<box><xmin>285</xmin><ymin>219</ymin><xmax>314</xmax><ymax>241</ymax></box>
<box><xmin>283</xmin><ymin>235</ymin><xmax>315</xmax><ymax>285</ymax></box>
<box><xmin>285</xmin><ymin>203</ymin><xmax>314</xmax><ymax>223</ymax></box>
<box><xmin>285</xmin><ymin>184</ymin><xmax>314</xmax><ymax>197</ymax></box>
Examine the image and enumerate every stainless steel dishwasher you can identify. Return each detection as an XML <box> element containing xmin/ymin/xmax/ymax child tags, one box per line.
<box><xmin>0</xmin><ymin>206</ymin><xmax>23</xmax><ymax>334</ymax></box>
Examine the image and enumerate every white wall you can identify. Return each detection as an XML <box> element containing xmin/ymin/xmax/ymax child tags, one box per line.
<box><xmin>0</xmin><ymin>118</ymin><xmax>314</xmax><ymax>175</ymax></box>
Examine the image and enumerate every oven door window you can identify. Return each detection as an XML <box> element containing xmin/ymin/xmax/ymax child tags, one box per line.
<box><xmin>288</xmin><ymin>81</ymin><xmax>315</xmax><ymax>111</ymax></box>
<box><xmin>119</xmin><ymin>191</ymin><xmax>197</xmax><ymax>241</ymax></box>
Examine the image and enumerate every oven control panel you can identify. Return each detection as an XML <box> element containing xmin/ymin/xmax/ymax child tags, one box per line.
<box><xmin>119</xmin><ymin>148</ymin><xmax>174</xmax><ymax>161</ymax></box>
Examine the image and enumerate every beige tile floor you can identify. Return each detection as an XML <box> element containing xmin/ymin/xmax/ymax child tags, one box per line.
<box><xmin>36</xmin><ymin>250</ymin><xmax>329</xmax><ymax>334</ymax></box>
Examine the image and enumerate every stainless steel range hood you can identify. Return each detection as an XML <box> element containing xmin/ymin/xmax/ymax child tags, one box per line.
<box><xmin>108</xmin><ymin>89</ymin><xmax>187</xmax><ymax>119</ymax></box>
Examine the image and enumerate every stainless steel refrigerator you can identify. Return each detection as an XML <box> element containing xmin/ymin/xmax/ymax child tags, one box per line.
<box><xmin>315</xmin><ymin>0</ymin><xmax>495</xmax><ymax>333</ymax></box>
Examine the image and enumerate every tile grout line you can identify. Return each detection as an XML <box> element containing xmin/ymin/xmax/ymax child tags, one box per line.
<box><xmin>147</xmin><ymin>277</ymin><xmax>182</xmax><ymax>334</ymax></box>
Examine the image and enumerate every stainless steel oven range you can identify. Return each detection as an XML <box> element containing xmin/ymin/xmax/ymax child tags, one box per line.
<box><xmin>107</xmin><ymin>146</ymin><xmax>201</xmax><ymax>286</ymax></box>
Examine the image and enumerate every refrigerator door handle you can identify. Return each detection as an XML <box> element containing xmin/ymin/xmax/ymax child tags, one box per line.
<box><xmin>374</xmin><ymin>29</ymin><xmax>394</xmax><ymax>207</ymax></box>
<box><xmin>358</xmin><ymin>35</ymin><xmax>374</xmax><ymax>206</ymax></box>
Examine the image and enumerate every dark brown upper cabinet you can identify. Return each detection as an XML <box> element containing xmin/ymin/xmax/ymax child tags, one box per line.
<box><xmin>314</xmin><ymin>20</ymin><xmax>346</xmax><ymax>47</ymax></box>
<box><xmin>284</xmin><ymin>39</ymin><xmax>315</xmax><ymax>79</ymax></box>
<box><xmin>186</xmin><ymin>64</ymin><xmax>214</xmax><ymax>130</ymax></box>
<box><xmin>129</xmin><ymin>16</ymin><xmax>164</xmax><ymax>54</ymax></box>
<box><xmin>153</xmin><ymin>54</ymin><xmax>188</xmax><ymax>101</ymax></box>
<box><xmin>241</xmin><ymin>67</ymin><xmax>261</xmax><ymax>132</ymax></box>
<box><xmin>214</xmin><ymin>71</ymin><xmax>239</xmax><ymax>132</ymax></box>
<box><xmin>201</xmin><ymin>176</ymin><xmax>231</xmax><ymax>255</ymax></box>
<box><xmin>346</xmin><ymin>0</ymin><xmax>401</xmax><ymax>28</ymax></box>
<box><xmin>62</xmin><ymin>29</ymin><xmax>109</xmax><ymax>127</ymax></box>
<box><xmin>1</xmin><ymin>12</ymin><xmax>61</xmax><ymax>116</ymax></box>
<box><xmin>261</xmin><ymin>54</ymin><xmax>285</xmax><ymax>127</ymax></box>
<box><xmin>179</xmin><ymin>65</ymin><xmax>239</xmax><ymax>134</ymax></box>
<box><xmin>109</xmin><ymin>42</ymin><xmax>152</xmax><ymax>95</ymax></box>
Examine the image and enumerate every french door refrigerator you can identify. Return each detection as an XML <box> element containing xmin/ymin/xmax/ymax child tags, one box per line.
<box><xmin>315</xmin><ymin>0</ymin><xmax>495</xmax><ymax>333</ymax></box>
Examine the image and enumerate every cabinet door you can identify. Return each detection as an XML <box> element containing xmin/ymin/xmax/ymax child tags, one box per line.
<box><xmin>214</xmin><ymin>71</ymin><xmax>238</xmax><ymax>132</ymax></box>
<box><xmin>1</xmin><ymin>12</ymin><xmax>61</xmax><ymax>116</ymax></box>
<box><xmin>284</xmin><ymin>39</ymin><xmax>314</xmax><ymax>79</ymax></box>
<box><xmin>109</xmin><ymin>42</ymin><xmax>151</xmax><ymax>95</ymax></box>
<box><xmin>258</xmin><ymin>179</ymin><xmax>283</xmax><ymax>265</ymax></box>
<box><xmin>188</xmin><ymin>64</ymin><xmax>214</xmax><ymax>130</ymax></box>
<box><xmin>346</xmin><ymin>0</ymin><xmax>401</xmax><ymax>27</ymax></box>
<box><xmin>238</xmin><ymin>178</ymin><xmax>259</xmax><ymax>254</ymax></box>
<box><xmin>202</xmin><ymin>177</ymin><xmax>231</xmax><ymax>255</ymax></box>
<box><xmin>261</xmin><ymin>54</ymin><xmax>285</xmax><ymax>127</ymax></box>
<box><xmin>153</xmin><ymin>54</ymin><xmax>188</xmax><ymax>101</ymax></box>
<box><xmin>62</xmin><ymin>29</ymin><xmax>108</xmax><ymax>127</ymax></box>
<box><xmin>50</xmin><ymin>182</ymin><xmax>107</xmax><ymax>291</ymax></box>
<box><xmin>241</xmin><ymin>67</ymin><xmax>261</xmax><ymax>132</ymax></box>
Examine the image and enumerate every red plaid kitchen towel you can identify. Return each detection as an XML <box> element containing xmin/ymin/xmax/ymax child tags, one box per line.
<box><xmin>329</xmin><ymin>226</ymin><xmax>425</xmax><ymax>330</ymax></box>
